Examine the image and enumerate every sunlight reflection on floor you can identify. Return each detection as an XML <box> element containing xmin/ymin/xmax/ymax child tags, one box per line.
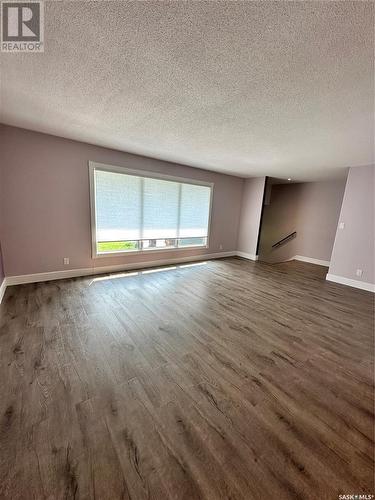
<box><xmin>88</xmin><ymin>261</ymin><xmax>207</xmax><ymax>285</ymax></box>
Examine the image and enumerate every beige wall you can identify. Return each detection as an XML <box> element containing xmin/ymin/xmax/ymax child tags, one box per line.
<box><xmin>0</xmin><ymin>125</ymin><xmax>244</xmax><ymax>276</ymax></box>
<box><xmin>258</xmin><ymin>179</ymin><xmax>346</xmax><ymax>263</ymax></box>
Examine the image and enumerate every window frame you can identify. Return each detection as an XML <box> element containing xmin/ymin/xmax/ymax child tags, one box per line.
<box><xmin>89</xmin><ymin>161</ymin><xmax>214</xmax><ymax>258</ymax></box>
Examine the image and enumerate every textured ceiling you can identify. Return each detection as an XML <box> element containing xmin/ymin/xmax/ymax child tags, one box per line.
<box><xmin>1</xmin><ymin>1</ymin><xmax>374</xmax><ymax>180</ymax></box>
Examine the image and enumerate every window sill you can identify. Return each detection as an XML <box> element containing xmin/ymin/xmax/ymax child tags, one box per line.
<box><xmin>93</xmin><ymin>244</ymin><xmax>209</xmax><ymax>259</ymax></box>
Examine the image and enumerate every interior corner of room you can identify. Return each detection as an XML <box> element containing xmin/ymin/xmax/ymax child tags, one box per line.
<box><xmin>0</xmin><ymin>125</ymin><xmax>374</xmax><ymax>296</ymax></box>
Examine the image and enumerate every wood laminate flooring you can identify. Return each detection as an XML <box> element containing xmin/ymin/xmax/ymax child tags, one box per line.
<box><xmin>0</xmin><ymin>257</ymin><xmax>374</xmax><ymax>499</ymax></box>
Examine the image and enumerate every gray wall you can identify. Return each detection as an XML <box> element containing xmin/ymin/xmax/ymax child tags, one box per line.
<box><xmin>237</xmin><ymin>177</ymin><xmax>266</xmax><ymax>257</ymax></box>
<box><xmin>0</xmin><ymin>242</ymin><xmax>4</xmax><ymax>287</ymax></box>
<box><xmin>0</xmin><ymin>125</ymin><xmax>244</xmax><ymax>276</ymax></box>
<box><xmin>296</xmin><ymin>180</ymin><xmax>347</xmax><ymax>261</ymax></box>
<box><xmin>328</xmin><ymin>164</ymin><xmax>374</xmax><ymax>285</ymax></box>
<box><xmin>258</xmin><ymin>179</ymin><xmax>346</xmax><ymax>263</ymax></box>
<box><xmin>258</xmin><ymin>182</ymin><xmax>299</xmax><ymax>262</ymax></box>
<box><xmin>0</xmin><ymin>158</ymin><xmax>4</xmax><ymax>286</ymax></box>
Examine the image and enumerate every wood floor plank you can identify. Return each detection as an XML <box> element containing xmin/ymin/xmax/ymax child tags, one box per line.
<box><xmin>0</xmin><ymin>257</ymin><xmax>373</xmax><ymax>499</ymax></box>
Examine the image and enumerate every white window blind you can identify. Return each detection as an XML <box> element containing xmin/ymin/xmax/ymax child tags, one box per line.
<box><xmin>92</xmin><ymin>166</ymin><xmax>212</xmax><ymax>255</ymax></box>
<box><xmin>143</xmin><ymin>177</ymin><xmax>180</xmax><ymax>239</ymax></box>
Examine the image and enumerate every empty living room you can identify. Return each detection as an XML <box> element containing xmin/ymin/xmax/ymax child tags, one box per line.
<box><xmin>0</xmin><ymin>1</ymin><xmax>374</xmax><ymax>499</ymax></box>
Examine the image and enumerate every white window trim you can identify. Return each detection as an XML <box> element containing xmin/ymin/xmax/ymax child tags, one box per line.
<box><xmin>89</xmin><ymin>161</ymin><xmax>214</xmax><ymax>259</ymax></box>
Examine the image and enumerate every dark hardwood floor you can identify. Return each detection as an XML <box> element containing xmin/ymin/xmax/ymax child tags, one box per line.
<box><xmin>0</xmin><ymin>257</ymin><xmax>374</xmax><ymax>499</ymax></box>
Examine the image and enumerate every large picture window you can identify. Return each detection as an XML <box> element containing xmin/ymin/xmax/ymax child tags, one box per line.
<box><xmin>89</xmin><ymin>162</ymin><xmax>213</xmax><ymax>256</ymax></box>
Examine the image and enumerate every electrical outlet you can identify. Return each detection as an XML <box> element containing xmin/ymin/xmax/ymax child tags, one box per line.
<box><xmin>339</xmin><ymin>222</ymin><xmax>345</xmax><ymax>230</ymax></box>
<box><xmin>356</xmin><ymin>269</ymin><xmax>363</xmax><ymax>277</ymax></box>
<box><xmin>219</xmin><ymin>244</ymin><xmax>223</xmax><ymax>250</ymax></box>
<box><xmin>63</xmin><ymin>257</ymin><xmax>70</xmax><ymax>265</ymax></box>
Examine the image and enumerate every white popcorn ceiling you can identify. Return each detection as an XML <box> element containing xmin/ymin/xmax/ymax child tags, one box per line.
<box><xmin>1</xmin><ymin>0</ymin><xmax>373</xmax><ymax>181</ymax></box>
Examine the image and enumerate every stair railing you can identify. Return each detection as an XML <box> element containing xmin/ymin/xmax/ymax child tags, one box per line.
<box><xmin>272</xmin><ymin>231</ymin><xmax>297</xmax><ymax>248</ymax></box>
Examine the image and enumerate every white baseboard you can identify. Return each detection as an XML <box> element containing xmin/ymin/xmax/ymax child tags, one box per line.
<box><xmin>0</xmin><ymin>279</ymin><xmax>6</xmax><ymax>304</ymax></box>
<box><xmin>326</xmin><ymin>273</ymin><xmax>375</xmax><ymax>293</ymax></box>
<box><xmin>5</xmin><ymin>251</ymin><xmax>237</xmax><ymax>287</ymax></box>
<box><xmin>236</xmin><ymin>251</ymin><xmax>258</xmax><ymax>261</ymax></box>
<box><xmin>3</xmin><ymin>253</ymin><xmax>374</xmax><ymax>295</ymax></box>
<box><xmin>293</xmin><ymin>255</ymin><xmax>330</xmax><ymax>267</ymax></box>
<box><xmin>237</xmin><ymin>253</ymin><xmax>328</xmax><ymax>266</ymax></box>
